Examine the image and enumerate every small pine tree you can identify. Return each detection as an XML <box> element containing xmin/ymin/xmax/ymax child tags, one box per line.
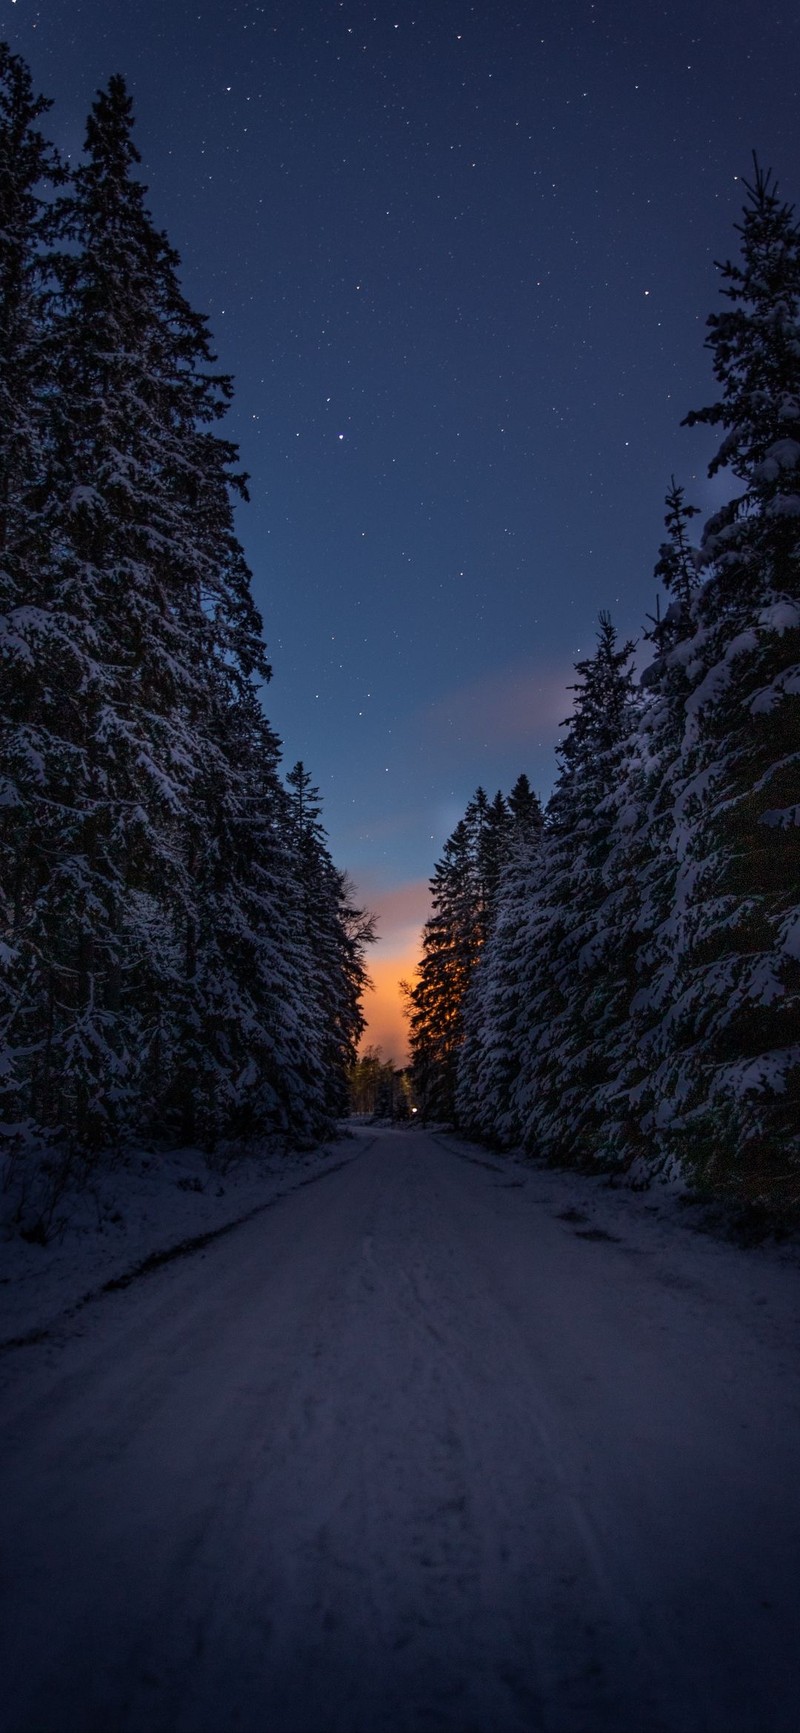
<box><xmin>653</xmin><ymin>478</ymin><xmax>701</xmax><ymax>619</ymax></box>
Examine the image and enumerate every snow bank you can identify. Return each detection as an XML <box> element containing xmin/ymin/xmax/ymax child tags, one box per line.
<box><xmin>0</xmin><ymin>1135</ymin><xmax>357</xmax><ymax>1348</ymax></box>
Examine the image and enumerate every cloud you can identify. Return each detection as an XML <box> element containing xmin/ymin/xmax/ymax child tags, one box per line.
<box><xmin>412</xmin><ymin>657</ymin><xmax>573</xmax><ymax>761</ymax></box>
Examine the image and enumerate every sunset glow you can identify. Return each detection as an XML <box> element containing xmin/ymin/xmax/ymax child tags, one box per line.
<box><xmin>356</xmin><ymin>878</ymin><xmax>431</xmax><ymax>1067</ymax></box>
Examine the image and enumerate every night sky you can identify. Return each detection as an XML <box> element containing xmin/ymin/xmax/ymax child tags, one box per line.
<box><xmin>6</xmin><ymin>0</ymin><xmax>800</xmax><ymax>1059</ymax></box>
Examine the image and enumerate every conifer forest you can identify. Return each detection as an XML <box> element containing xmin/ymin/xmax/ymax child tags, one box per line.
<box><xmin>3</xmin><ymin>17</ymin><xmax>800</xmax><ymax>1733</ymax></box>
<box><xmin>0</xmin><ymin>48</ymin><xmax>373</xmax><ymax>1231</ymax></box>
<box><xmin>406</xmin><ymin>160</ymin><xmax>800</xmax><ymax>1214</ymax></box>
<box><xmin>2</xmin><ymin>39</ymin><xmax>800</xmax><ymax>1230</ymax></box>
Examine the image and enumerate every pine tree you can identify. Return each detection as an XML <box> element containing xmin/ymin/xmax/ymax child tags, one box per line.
<box><xmin>0</xmin><ymin>60</ymin><xmax>375</xmax><ymax>1222</ymax></box>
<box><xmin>0</xmin><ymin>48</ymin><xmax>100</xmax><ymax>1162</ymax></box>
<box><xmin>409</xmin><ymin>782</ymin><xmax>534</xmax><ymax>1123</ymax></box>
<box><xmin>587</xmin><ymin>484</ymin><xmax>703</xmax><ymax>1171</ymax></box>
<box><xmin>480</xmin><ymin>789</ymin><xmax>514</xmax><ymax>910</ymax></box>
<box><xmin>456</xmin><ymin>780</ymin><xmax>544</xmax><ymax>1143</ymax></box>
<box><xmin>428</xmin><ymin>167</ymin><xmax>800</xmax><ymax>1211</ymax></box>
<box><xmin>407</xmin><ymin>811</ymin><xmax>482</xmax><ymax>1120</ymax></box>
<box><xmin>47</xmin><ymin>76</ymin><xmax>280</xmax><ymax>1145</ymax></box>
<box><xmin>651</xmin><ymin>162</ymin><xmax>800</xmax><ymax>1198</ymax></box>
<box><xmin>283</xmin><ymin>763</ymin><xmax>375</xmax><ymax>1133</ymax></box>
<box><xmin>653</xmin><ymin>478</ymin><xmax>701</xmax><ymax>619</ymax></box>
<box><xmin>0</xmin><ymin>44</ymin><xmax>63</xmax><ymax>572</ymax></box>
<box><xmin>507</xmin><ymin>772</ymin><xmax>544</xmax><ymax>837</ymax></box>
<box><xmin>501</xmin><ymin>617</ymin><xmax>638</xmax><ymax>1161</ymax></box>
<box><xmin>348</xmin><ymin>1046</ymin><xmax>390</xmax><ymax>1116</ymax></box>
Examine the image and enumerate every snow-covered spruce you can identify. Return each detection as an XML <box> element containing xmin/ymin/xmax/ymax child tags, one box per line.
<box><xmin>408</xmin><ymin>778</ymin><xmax>542</xmax><ymax>1124</ymax></box>
<box><xmin>0</xmin><ymin>58</ymin><xmax>373</xmax><ymax>1237</ymax></box>
<box><xmin>447</xmin><ymin>166</ymin><xmax>800</xmax><ymax>1209</ymax></box>
<box><xmin>648</xmin><ymin>160</ymin><xmax>800</xmax><ymax>1193</ymax></box>
<box><xmin>457</xmin><ymin>617</ymin><xmax>640</xmax><ymax>1165</ymax></box>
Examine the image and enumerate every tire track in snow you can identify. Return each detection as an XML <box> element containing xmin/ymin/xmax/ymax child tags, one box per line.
<box><xmin>0</xmin><ymin>1125</ymin><xmax>798</xmax><ymax>1732</ymax></box>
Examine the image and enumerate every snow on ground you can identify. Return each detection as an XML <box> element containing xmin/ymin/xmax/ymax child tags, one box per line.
<box><xmin>1</xmin><ymin>1134</ymin><xmax>356</xmax><ymax>1348</ymax></box>
<box><xmin>1</xmin><ymin>1124</ymin><xmax>799</xmax><ymax>1732</ymax></box>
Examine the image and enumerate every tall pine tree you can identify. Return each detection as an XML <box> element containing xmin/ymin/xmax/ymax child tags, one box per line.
<box><xmin>408</xmin><ymin>782</ymin><xmax>534</xmax><ymax>1122</ymax></box>
<box><xmin>1</xmin><ymin>61</ymin><xmax>374</xmax><ymax>1199</ymax></box>
<box><xmin>651</xmin><ymin>162</ymin><xmax>800</xmax><ymax>1197</ymax></box>
<box><xmin>456</xmin><ymin>777</ymin><xmax>544</xmax><ymax>1142</ymax></box>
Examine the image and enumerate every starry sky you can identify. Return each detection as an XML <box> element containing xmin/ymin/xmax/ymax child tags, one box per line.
<box><xmin>5</xmin><ymin>0</ymin><xmax>800</xmax><ymax>1060</ymax></box>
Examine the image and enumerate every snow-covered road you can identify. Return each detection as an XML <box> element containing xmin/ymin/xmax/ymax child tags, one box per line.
<box><xmin>1</xmin><ymin>1126</ymin><xmax>799</xmax><ymax>1733</ymax></box>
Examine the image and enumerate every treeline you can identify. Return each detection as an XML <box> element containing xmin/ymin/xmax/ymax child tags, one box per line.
<box><xmin>405</xmin><ymin>778</ymin><xmax>543</xmax><ymax>1120</ymax></box>
<box><xmin>0</xmin><ymin>46</ymin><xmax>373</xmax><ymax>1217</ymax></box>
<box><xmin>406</xmin><ymin>163</ymin><xmax>800</xmax><ymax>1210</ymax></box>
<box><xmin>348</xmin><ymin>1047</ymin><xmax>414</xmax><ymax>1119</ymax></box>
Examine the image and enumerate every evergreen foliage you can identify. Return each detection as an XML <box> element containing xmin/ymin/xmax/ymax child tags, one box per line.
<box><xmin>0</xmin><ymin>52</ymin><xmax>373</xmax><ymax>1229</ymax></box>
<box><xmin>519</xmin><ymin>616</ymin><xmax>638</xmax><ymax>1162</ymax></box>
<box><xmin>348</xmin><ymin>1046</ymin><xmax>412</xmax><ymax>1119</ymax></box>
<box><xmin>445</xmin><ymin>164</ymin><xmax>800</xmax><ymax>1210</ymax></box>
<box><xmin>407</xmin><ymin>781</ymin><xmax>541</xmax><ymax>1121</ymax></box>
<box><xmin>455</xmin><ymin>800</ymin><xmax>542</xmax><ymax>1144</ymax></box>
<box><xmin>653</xmin><ymin>160</ymin><xmax>800</xmax><ymax>1193</ymax></box>
<box><xmin>593</xmin><ymin>484</ymin><xmax>703</xmax><ymax>1170</ymax></box>
<box><xmin>283</xmin><ymin>762</ymin><xmax>375</xmax><ymax>1128</ymax></box>
<box><xmin>405</xmin><ymin>814</ymin><xmax>479</xmax><ymax>1121</ymax></box>
<box><xmin>457</xmin><ymin>620</ymin><xmax>638</xmax><ymax>1158</ymax></box>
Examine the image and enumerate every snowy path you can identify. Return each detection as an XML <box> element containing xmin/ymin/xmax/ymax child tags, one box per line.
<box><xmin>1</xmin><ymin>1127</ymin><xmax>799</xmax><ymax>1733</ymax></box>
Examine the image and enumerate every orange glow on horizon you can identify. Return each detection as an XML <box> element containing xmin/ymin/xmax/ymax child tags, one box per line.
<box><xmin>356</xmin><ymin>877</ymin><xmax>430</xmax><ymax>1068</ymax></box>
<box><xmin>361</xmin><ymin>946</ymin><xmax>419</xmax><ymax>1067</ymax></box>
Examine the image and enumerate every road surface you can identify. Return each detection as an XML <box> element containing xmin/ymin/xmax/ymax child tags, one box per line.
<box><xmin>1</xmin><ymin>1126</ymin><xmax>799</xmax><ymax>1732</ymax></box>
